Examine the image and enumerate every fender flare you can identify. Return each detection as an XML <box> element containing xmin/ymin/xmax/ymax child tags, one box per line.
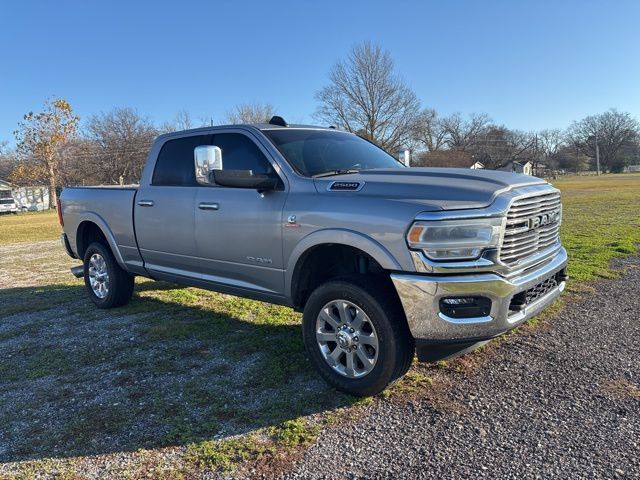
<box><xmin>75</xmin><ymin>212</ymin><xmax>128</xmax><ymax>269</ymax></box>
<box><xmin>285</xmin><ymin>228</ymin><xmax>402</xmax><ymax>301</ymax></box>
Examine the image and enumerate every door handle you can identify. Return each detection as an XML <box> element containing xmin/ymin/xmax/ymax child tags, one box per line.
<box><xmin>198</xmin><ymin>202</ymin><xmax>219</xmax><ymax>211</ymax></box>
<box><xmin>137</xmin><ymin>200</ymin><xmax>154</xmax><ymax>207</ymax></box>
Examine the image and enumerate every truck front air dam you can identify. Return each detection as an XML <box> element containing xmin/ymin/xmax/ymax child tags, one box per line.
<box><xmin>390</xmin><ymin>248</ymin><xmax>568</xmax><ymax>361</ymax></box>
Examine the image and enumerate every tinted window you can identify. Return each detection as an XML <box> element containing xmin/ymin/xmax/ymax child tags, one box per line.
<box><xmin>262</xmin><ymin>129</ymin><xmax>402</xmax><ymax>177</ymax></box>
<box><xmin>153</xmin><ymin>134</ymin><xmax>212</xmax><ymax>186</ymax></box>
<box><xmin>213</xmin><ymin>133</ymin><xmax>273</xmax><ymax>174</ymax></box>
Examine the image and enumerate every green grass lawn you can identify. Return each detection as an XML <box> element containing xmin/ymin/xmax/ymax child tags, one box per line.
<box><xmin>1</xmin><ymin>173</ymin><xmax>639</xmax><ymax>478</ymax></box>
<box><xmin>0</xmin><ymin>210</ymin><xmax>61</xmax><ymax>245</ymax></box>
<box><xmin>3</xmin><ymin>173</ymin><xmax>638</xmax><ymax>278</ymax></box>
<box><xmin>551</xmin><ymin>173</ymin><xmax>640</xmax><ymax>283</ymax></box>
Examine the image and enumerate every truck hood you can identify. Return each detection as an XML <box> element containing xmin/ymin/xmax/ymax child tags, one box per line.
<box><xmin>313</xmin><ymin>167</ymin><xmax>547</xmax><ymax>211</ymax></box>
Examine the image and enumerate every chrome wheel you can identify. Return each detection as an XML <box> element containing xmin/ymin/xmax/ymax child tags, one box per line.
<box><xmin>315</xmin><ymin>299</ymin><xmax>379</xmax><ymax>378</ymax></box>
<box><xmin>88</xmin><ymin>253</ymin><xmax>110</xmax><ymax>299</ymax></box>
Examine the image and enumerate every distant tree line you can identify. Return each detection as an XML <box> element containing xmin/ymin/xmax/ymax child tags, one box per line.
<box><xmin>1</xmin><ymin>42</ymin><xmax>639</xmax><ymax>208</ymax></box>
<box><xmin>315</xmin><ymin>42</ymin><xmax>640</xmax><ymax>175</ymax></box>
<box><xmin>0</xmin><ymin>100</ymin><xmax>282</xmax><ymax>207</ymax></box>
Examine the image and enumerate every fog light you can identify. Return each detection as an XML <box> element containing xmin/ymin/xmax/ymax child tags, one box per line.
<box><xmin>439</xmin><ymin>296</ymin><xmax>491</xmax><ymax>319</ymax></box>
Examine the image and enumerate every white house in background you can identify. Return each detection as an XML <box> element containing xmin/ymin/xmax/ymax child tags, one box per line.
<box><xmin>624</xmin><ymin>165</ymin><xmax>640</xmax><ymax>173</ymax></box>
<box><xmin>498</xmin><ymin>160</ymin><xmax>533</xmax><ymax>175</ymax></box>
<box><xmin>0</xmin><ymin>179</ymin><xmax>11</xmax><ymax>193</ymax></box>
<box><xmin>0</xmin><ymin>179</ymin><xmax>50</xmax><ymax>211</ymax></box>
<box><xmin>470</xmin><ymin>161</ymin><xmax>485</xmax><ymax>170</ymax></box>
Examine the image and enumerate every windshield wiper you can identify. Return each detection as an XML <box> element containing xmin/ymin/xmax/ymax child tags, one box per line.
<box><xmin>312</xmin><ymin>169</ymin><xmax>360</xmax><ymax>178</ymax></box>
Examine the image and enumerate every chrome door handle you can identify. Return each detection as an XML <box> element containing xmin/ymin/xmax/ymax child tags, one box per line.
<box><xmin>198</xmin><ymin>202</ymin><xmax>219</xmax><ymax>211</ymax></box>
<box><xmin>137</xmin><ymin>200</ymin><xmax>154</xmax><ymax>207</ymax></box>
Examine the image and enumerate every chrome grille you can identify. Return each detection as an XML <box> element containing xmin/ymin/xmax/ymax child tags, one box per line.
<box><xmin>500</xmin><ymin>190</ymin><xmax>562</xmax><ymax>266</ymax></box>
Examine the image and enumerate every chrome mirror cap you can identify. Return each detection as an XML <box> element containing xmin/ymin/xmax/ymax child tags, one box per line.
<box><xmin>194</xmin><ymin>145</ymin><xmax>223</xmax><ymax>185</ymax></box>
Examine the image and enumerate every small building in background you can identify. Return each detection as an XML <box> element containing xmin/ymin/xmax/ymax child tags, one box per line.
<box><xmin>469</xmin><ymin>161</ymin><xmax>485</xmax><ymax>170</ymax></box>
<box><xmin>624</xmin><ymin>165</ymin><xmax>640</xmax><ymax>173</ymax></box>
<box><xmin>498</xmin><ymin>161</ymin><xmax>533</xmax><ymax>175</ymax></box>
<box><xmin>0</xmin><ymin>179</ymin><xmax>11</xmax><ymax>195</ymax></box>
<box><xmin>0</xmin><ymin>179</ymin><xmax>50</xmax><ymax>211</ymax></box>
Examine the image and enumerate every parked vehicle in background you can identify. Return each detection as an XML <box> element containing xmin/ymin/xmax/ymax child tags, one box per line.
<box><xmin>59</xmin><ymin>117</ymin><xmax>568</xmax><ymax>396</ymax></box>
<box><xmin>0</xmin><ymin>191</ymin><xmax>19</xmax><ymax>214</ymax></box>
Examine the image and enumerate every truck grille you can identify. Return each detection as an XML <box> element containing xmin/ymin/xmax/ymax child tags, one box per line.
<box><xmin>509</xmin><ymin>271</ymin><xmax>563</xmax><ymax>313</ymax></box>
<box><xmin>500</xmin><ymin>191</ymin><xmax>561</xmax><ymax>266</ymax></box>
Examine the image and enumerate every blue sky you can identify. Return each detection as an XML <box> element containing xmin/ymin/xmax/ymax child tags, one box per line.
<box><xmin>1</xmin><ymin>0</ymin><xmax>639</xmax><ymax>143</ymax></box>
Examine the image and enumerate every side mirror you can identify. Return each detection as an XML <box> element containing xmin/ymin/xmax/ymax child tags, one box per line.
<box><xmin>212</xmin><ymin>169</ymin><xmax>279</xmax><ymax>191</ymax></box>
<box><xmin>194</xmin><ymin>145</ymin><xmax>223</xmax><ymax>185</ymax></box>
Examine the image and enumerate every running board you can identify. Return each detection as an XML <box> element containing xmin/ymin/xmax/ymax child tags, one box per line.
<box><xmin>70</xmin><ymin>265</ymin><xmax>84</xmax><ymax>278</ymax></box>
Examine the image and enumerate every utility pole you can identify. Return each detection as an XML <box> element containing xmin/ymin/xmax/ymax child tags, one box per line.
<box><xmin>534</xmin><ymin>133</ymin><xmax>538</xmax><ymax>176</ymax></box>
<box><xmin>595</xmin><ymin>129</ymin><xmax>601</xmax><ymax>175</ymax></box>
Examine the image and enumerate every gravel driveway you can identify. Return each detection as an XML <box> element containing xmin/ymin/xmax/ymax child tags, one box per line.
<box><xmin>283</xmin><ymin>257</ymin><xmax>640</xmax><ymax>479</ymax></box>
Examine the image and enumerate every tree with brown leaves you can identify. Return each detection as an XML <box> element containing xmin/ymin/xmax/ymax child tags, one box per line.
<box><xmin>13</xmin><ymin>98</ymin><xmax>79</xmax><ymax>207</ymax></box>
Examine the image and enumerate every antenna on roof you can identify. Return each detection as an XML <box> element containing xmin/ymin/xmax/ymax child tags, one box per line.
<box><xmin>269</xmin><ymin>115</ymin><xmax>288</xmax><ymax>127</ymax></box>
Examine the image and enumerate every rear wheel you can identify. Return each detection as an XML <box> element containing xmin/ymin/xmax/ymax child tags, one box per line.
<box><xmin>302</xmin><ymin>277</ymin><xmax>414</xmax><ymax>396</ymax></box>
<box><xmin>83</xmin><ymin>242</ymin><xmax>134</xmax><ymax>308</ymax></box>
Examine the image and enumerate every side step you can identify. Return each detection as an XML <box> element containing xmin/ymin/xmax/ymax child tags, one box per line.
<box><xmin>70</xmin><ymin>265</ymin><xmax>84</xmax><ymax>278</ymax></box>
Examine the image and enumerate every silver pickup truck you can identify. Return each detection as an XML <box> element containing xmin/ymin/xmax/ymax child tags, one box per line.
<box><xmin>60</xmin><ymin>116</ymin><xmax>568</xmax><ymax>396</ymax></box>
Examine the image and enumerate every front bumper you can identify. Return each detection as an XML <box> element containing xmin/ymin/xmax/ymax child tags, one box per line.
<box><xmin>391</xmin><ymin>247</ymin><xmax>568</xmax><ymax>356</ymax></box>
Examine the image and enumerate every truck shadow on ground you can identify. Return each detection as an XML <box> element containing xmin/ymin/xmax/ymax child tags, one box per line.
<box><xmin>0</xmin><ymin>280</ymin><xmax>355</xmax><ymax>463</ymax></box>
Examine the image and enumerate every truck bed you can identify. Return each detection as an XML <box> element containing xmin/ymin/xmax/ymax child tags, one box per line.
<box><xmin>60</xmin><ymin>186</ymin><xmax>143</xmax><ymax>271</ymax></box>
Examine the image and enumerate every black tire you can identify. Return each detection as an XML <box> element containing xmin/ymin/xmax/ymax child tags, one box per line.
<box><xmin>302</xmin><ymin>276</ymin><xmax>414</xmax><ymax>396</ymax></box>
<box><xmin>83</xmin><ymin>241</ymin><xmax>134</xmax><ymax>309</ymax></box>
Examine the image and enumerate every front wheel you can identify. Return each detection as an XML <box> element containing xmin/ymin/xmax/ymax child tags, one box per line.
<box><xmin>83</xmin><ymin>242</ymin><xmax>134</xmax><ymax>309</ymax></box>
<box><xmin>302</xmin><ymin>277</ymin><xmax>414</xmax><ymax>396</ymax></box>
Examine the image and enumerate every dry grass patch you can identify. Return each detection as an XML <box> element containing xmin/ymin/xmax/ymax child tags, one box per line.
<box><xmin>601</xmin><ymin>379</ymin><xmax>640</xmax><ymax>401</ymax></box>
<box><xmin>0</xmin><ymin>210</ymin><xmax>61</xmax><ymax>245</ymax></box>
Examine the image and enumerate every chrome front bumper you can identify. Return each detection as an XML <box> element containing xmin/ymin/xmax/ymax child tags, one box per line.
<box><xmin>391</xmin><ymin>247</ymin><xmax>568</xmax><ymax>345</ymax></box>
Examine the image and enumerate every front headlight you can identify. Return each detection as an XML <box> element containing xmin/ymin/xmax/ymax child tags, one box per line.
<box><xmin>407</xmin><ymin>217</ymin><xmax>505</xmax><ymax>261</ymax></box>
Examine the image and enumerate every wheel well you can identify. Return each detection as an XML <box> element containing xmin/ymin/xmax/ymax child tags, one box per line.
<box><xmin>76</xmin><ymin>221</ymin><xmax>109</xmax><ymax>260</ymax></box>
<box><xmin>291</xmin><ymin>244</ymin><xmax>388</xmax><ymax>310</ymax></box>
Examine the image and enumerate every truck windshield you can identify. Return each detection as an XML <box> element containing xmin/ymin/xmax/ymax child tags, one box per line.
<box><xmin>263</xmin><ymin>129</ymin><xmax>404</xmax><ymax>177</ymax></box>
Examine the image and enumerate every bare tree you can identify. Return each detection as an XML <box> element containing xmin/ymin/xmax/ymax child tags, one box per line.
<box><xmin>468</xmin><ymin>127</ymin><xmax>535</xmax><ymax>169</ymax></box>
<box><xmin>83</xmin><ymin>107</ymin><xmax>157</xmax><ymax>185</ymax></box>
<box><xmin>537</xmin><ymin>128</ymin><xmax>564</xmax><ymax>158</ymax></box>
<box><xmin>566</xmin><ymin>109</ymin><xmax>639</xmax><ymax>172</ymax></box>
<box><xmin>224</xmin><ymin>102</ymin><xmax>277</xmax><ymax>124</ymax></box>
<box><xmin>533</xmin><ymin>128</ymin><xmax>565</xmax><ymax>174</ymax></box>
<box><xmin>554</xmin><ymin>145</ymin><xmax>589</xmax><ymax>173</ymax></box>
<box><xmin>440</xmin><ymin>112</ymin><xmax>492</xmax><ymax>150</ymax></box>
<box><xmin>411</xmin><ymin>108</ymin><xmax>447</xmax><ymax>152</ymax></box>
<box><xmin>0</xmin><ymin>141</ymin><xmax>17</xmax><ymax>179</ymax></box>
<box><xmin>173</xmin><ymin>109</ymin><xmax>194</xmax><ymax>130</ymax></box>
<box><xmin>57</xmin><ymin>138</ymin><xmax>102</xmax><ymax>186</ymax></box>
<box><xmin>159</xmin><ymin>109</ymin><xmax>205</xmax><ymax>133</ymax></box>
<box><xmin>13</xmin><ymin>98</ymin><xmax>79</xmax><ymax>206</ymax></box>
<box><xmin>314</xmin><ymin>41</ymin><xmax>420</xmax><ymax>152</ymax></box>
